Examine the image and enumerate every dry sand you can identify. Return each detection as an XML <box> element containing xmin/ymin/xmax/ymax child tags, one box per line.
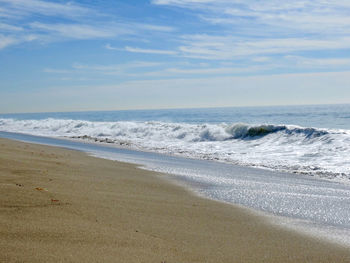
<box><xmin>1</xmin><ymin>138</ymin><xmax>349</xmax><ymax>262</ymax></box>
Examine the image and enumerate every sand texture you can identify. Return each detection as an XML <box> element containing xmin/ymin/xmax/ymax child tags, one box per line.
<box><xmin>0</xmin><ymin>138</ymin><xmax>349</xmax><ymax>262</ymax></box>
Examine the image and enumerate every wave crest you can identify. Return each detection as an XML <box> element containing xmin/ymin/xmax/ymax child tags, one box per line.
<box><xmin>225</xmin><ymin>123</ymin><xmax>329</xmax><ymax>139</ymax></box>
<box><xmin>0</xmin><ymin>118</ymin><xmax>349</xmax><ymax>180</ymax></box>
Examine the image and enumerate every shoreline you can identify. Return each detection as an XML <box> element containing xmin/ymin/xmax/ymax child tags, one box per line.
<box><xmin>3</xmin><ymin>130</ymin><xmax>350</xmax><ymax>185</ymax></box>
<box><xmin>1</xmin><ymin>138</ymin><xmax>350</xmax><ymax>262</ymax></box>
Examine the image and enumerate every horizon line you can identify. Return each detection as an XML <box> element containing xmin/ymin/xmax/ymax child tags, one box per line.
<box><xmin>1</xmin><ymin>102</ymin><xmax>349</xmax><ymax>115</ymax></box>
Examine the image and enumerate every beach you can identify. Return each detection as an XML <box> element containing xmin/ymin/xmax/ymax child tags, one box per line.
<box><xmin>1</xmin><ymin>138</ymin><xmax>350</xmax><ymax>263</ymax></box>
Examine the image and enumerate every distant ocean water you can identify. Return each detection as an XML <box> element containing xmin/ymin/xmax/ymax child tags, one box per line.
<box><xmin>1</xmin><ymin>104</ymin><xmax>350</xmax><ymax>181</ymax></box>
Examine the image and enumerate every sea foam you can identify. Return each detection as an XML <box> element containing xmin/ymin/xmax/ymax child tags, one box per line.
<box><xmin>1</xmin><ymin>118</ymin><xmax>349</xmax><ymax>181</ymax></box>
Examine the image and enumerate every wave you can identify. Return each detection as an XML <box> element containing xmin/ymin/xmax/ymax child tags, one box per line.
<box><xmin>1</xmin><ymin>118</ymin><xmax>349</xmax><ymax>181</ymax></box>
<box><xmin>0</xmin><ymin>118</ymin><xmax>333</xmax><ymax>141</ymax></box>
<box><xmin>225</xmin><ymin>123</ymin><xmax>329</xmax><ymax>139</ymax></box>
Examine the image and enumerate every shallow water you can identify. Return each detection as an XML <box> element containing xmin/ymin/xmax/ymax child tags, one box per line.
<box><xmin>1</xmin><ymin>104</ymin><xmax>350</xmax><ymax>180</ymax></box>
<box><xmin>1</xmin><ymin>131</ymin><xmax>350</xmax><ymax>247</ymax></box>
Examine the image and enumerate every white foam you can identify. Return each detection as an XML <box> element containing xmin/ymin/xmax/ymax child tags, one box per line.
<box><xmin>1</xmin><ymin>118</ymin><xmax>349</xmax><ymax>181</ymax></box>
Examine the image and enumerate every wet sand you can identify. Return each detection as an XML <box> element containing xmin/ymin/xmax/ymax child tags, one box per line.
<box><xmin>1</xmin><ymin>138</ymin><xmax>349</xmax><ymax>262</ymax></box>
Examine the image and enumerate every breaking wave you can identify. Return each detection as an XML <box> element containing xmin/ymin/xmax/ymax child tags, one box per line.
<box><xmin>1</xmin><ymin>118</ymin><xmax>349</xmax><ymax>181</ymax></box>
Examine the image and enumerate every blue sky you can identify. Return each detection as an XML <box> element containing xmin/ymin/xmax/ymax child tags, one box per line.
<box><xmin>1</xmin><ymin>0</ymin><xmax>350</xmax><ymax>113</ymax></box>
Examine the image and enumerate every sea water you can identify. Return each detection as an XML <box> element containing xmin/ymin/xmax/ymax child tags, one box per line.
<box><xmin>1</xmin><ymin>104</ymin><xmax>350</xmax><ymax>246</ymax></box>
<box><xmin>1</xmin><ymin>104</ymin><xmax>350</xmax><ymax>181</ymax></box>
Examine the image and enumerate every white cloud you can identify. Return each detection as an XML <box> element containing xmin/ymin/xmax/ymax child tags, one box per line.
<box><xmin>134</xmin><ymin>23</ymin><xmax>175</xmax><ymax>32</ymax></box>
<box><xmin>124</xmin><ymin>46</ymin><xmax>177</xmax><ymax>55</ymax></box>
<box><xmin>0</xmin><ymin>0</ymin><xmax>92</xmax><ymax>18</ymax></box>
<box><xmin>151</xmin><ymin>1</ymin><xmax>350</xmax><ymax>62</ymax></box>
<box><xmin>107</xmin><ymin>43</ymin><xmax>178</xmax><ymax>56</ymax></box>
<box><xmin>153</xmin><ymin>0</ymin><xmax>350</xmax><ymax>35</ymax></box>
<box><xmin>104</xmin><ymin>43</ymin><xmax>119</xmax><ymax>50</ymax></box>
<box><xmin>0</xmin><ymin>34</ymin><xmax>17</xmax><ymax>49</ymax></box>
<box><xmin>251</xmin><ymin>57</ymin><xmax>270</xmax><ymax>62</ymax></box>
<box><xmin>150</xmin><ymin>0</ymin><xmax>350</xmax><ymax>79</ymax></box>
<box><xmin>285</xmin><ymin>56</ymin><xmax>350</xmax><ymax>67</ymax></box>
<box><xmin>0</xmin><ymin>0</ymin><xmax>176</xmax><ymax>49</ymax></box>
<box><xmin>0</xmin><ymin>33</ymin><xmax>39</xmax><ymax>49</ymax></box>
<box><xmin>73</xmin><ymin>61</ymin><xmax>163</xmax><ymax>71</ymax></box>
<box><xmin>44</xmin><ymin>61</ymin><xmax>165</xmax><ymax>76</ymax></box>
<box><xmin>152</xmin><ymin>0</ymin><xmax>227</xmax><ymax>7</ymax></box>
<box><xmin>127</xmin><ymin>65</ymin><xmax>269</xmax><ymax>78</ymax></box>
<box><xmin>0</xmin><ymin>0</ymin><xmax>103</xmax><ymax>48</ymax></box>
<box><xmin>30</xmin><ymin>22</ymin><xmax>128</xmax><ymax>40</ymax></box>
<box><xmin>43</xmin><ymin>68</ymin><xmax>73</xmax><ymax>74</ymax></box>
<box><xmin>26</xmin><ymin>21</ymin><xmax>175</xmax><ymax>43</ymax></box>
<box><xmin>0</xmin><ymin>23</ymin><xmax>23</xmax><ymax>31</ymax></box>
<box><xmin>179</xmin><ymin>35</ymin><xmax>350</xmax><ymax>59</ymax></box>
<box><xmin>42</xmin><ymin>54</ymin><xmax>350</xmax><ymax>81</ymax></box>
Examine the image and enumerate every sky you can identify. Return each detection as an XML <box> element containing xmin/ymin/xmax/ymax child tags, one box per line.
<box><xmin>0</xmin><ymin>0</ymin><xmax>350</xmax><ymax>113</ymax></box>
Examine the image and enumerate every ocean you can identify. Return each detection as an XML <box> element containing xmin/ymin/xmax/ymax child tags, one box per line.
<box><xmin>1</xmin><ymin>104</ymin><xmax>350</xmax><ymax>181</ymax></box>
<box><xmin>1</xmin><ymin>104</ymin><xmax>350</xmax><ymax>246</ymax></box>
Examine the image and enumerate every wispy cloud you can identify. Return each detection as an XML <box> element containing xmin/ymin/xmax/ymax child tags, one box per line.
<box><xmin>152</xmin><ymin>0</ymin><xmax>226</xmax><ymax>8</ymax></box>
<box><xmin>44</xmin><ymin>61</ymin><xmax>166</xmax><ymax>76</ymax></box>
<box><xmin>0</xmin><ymin>0</ymin><xmax>176</xmax><ymax>49</ymax></box>
<box><xmin>128</xmin><ymin>65</ymin><xmax>271</xmax><ymax>78</ymax></box>
<box><xmin>0</xmin><ymin>0</ymin><xmax>104</xmax><ymax>48</ymax></box>
<box><xmin>0</xmin><ymin>34</ymin><xmax>17</xmax><ymax>49</ymax></box>
<box><xmin>134</xmin><ymin>23</ymin><xmax>175</xmax><ymax>32</ymax></box>
<box><xmin>0</xmin><ymin>0</ymin><xmax>92</xmax><ymax>18</ymax></box>
<box><xmin>72</xmin><ymin>61</ymin><xmax>164</xmax><ymax>71</ymax></box>
<box><xmin>106</xmin><ymin>45</ymin><xmax>178</xmax><ymax>55</ymax></box>
<box><xmin>43</xmin><ymin>68</ymin><xmax>73</xmax><ymax>74</ymax></box>
<box><xmin>124</xmin><ymin>46</ymin><xmax>177</xmax><ymax>55</ymax></box>
<box><xmin>30</xmin><ymin>22</ymin><xmax>129</xmax><ymax>40</ymax></box>
<box><xmin>152</xmin><ymin>0</ymin><xmax>350</xmax><ymax>65</ymax></box>
<box><xmin>285</xmin><ymin>56</ymin><xmax>350</xmax><ymax>68</ymax></box>
<box><xmin>179</xmin><ymin>35</ymin><xmax>350</xmax><ymax>60</ymax></box>
<box><xmin>0</xmin><ymin>23</ymin><xmax>23</xmax><ymax>31</ymax></box>
<box><xmin>3</xmin><ymin>0</ymin><xmax>350</xmax><ymax>86</ymax></box>
<box><xmin>153</xmin><ymin>0</ymin><xmax>350</xmax><ymax>35</ymax></box>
